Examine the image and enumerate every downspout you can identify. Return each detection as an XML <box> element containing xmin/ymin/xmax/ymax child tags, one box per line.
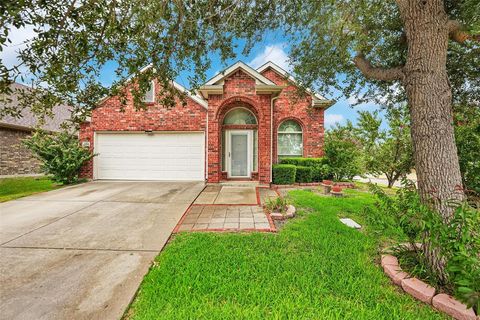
<box><xmin>270</xmin><ymin>95</ymin><xmax>280</xmax><ymax>184</ymax></box>
<box><xmin>205</xmin><ymin>108</ymin><xmax>209</xmax><ymax>182</ymax></box>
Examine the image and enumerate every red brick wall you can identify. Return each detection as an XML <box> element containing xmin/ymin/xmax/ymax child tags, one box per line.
<box><xmin>260</xmin><ymin>68</ymin><xmax>325</xmax><ymax>162</ymax></box>
<box><xmin>80</xmin><ymin>68</ymin><xmax>326</xmax><ymax>183</ymax></box>
<box><xmin>206</xmin><ymin>70</ymin><xmax>273</xmax><ymax>184</ymax></box>
<box><xmin>79</xmin><ymin>81</ymin><xmax>207</xmax><ymax>178</ymax></box>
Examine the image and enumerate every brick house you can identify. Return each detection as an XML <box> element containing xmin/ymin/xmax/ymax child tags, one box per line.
<box><xmin>0</xmin><ymin>83</ymin><xmax>71</xmax><ymax>176</ymax></box>
<box><xmin>79</xmin><ymin>61</ymin><xmax>334</xmax><ymax>184</ymax></box>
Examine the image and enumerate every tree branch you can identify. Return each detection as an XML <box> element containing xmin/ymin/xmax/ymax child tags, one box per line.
<box><xmin>353</xmin><ymin>54</ymin><xmax>404</xmax><ymax>82</ymax></box>
<box><xmin>447</xmin><ymin>20</ymin><xmax>479</xmax><ymax>43</ymax></box>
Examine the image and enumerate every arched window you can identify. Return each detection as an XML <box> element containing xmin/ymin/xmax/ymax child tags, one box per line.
<box><xmin>223</xmin><ymin>108</ymin><xmax>257</xmax><ymax>125</ymax></box>
<box><xmin>278</xmin><ymin>120</ymin><xmax>303</xmax><ymax>158</ymax></box>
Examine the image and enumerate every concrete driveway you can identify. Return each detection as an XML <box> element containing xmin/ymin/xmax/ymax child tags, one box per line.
<box><xmin>0</xmin><ymin>181</ymin><xmax>204</xmax><ymax>320</ymax></box>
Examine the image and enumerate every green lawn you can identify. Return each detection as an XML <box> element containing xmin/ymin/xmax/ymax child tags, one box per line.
<box><xmin>0</xmin><ymin>176</ymin><xmax>59</xmax><ymax>202</ymax></box>
<box><xmin>127</xmin><ymin>189</ymin><xmax>445</xmax><ymax>319</ymax></box>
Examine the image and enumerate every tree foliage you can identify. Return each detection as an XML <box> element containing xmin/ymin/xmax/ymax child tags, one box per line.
<box><xmin>24</xmin><ymin>131</ymin><xmax>94</xmax><ymax>184</ymax></box>
<box><xmin>454</xmin><ymin>104</ymin><xmax>480</xmax><ymax>197</ymax></box>
<box><xmin>355</xmin><ymin>108</ymin><xmax>414</xmax><ymax>188</ymax></box>
<box><xmin>324</xmin><ymin>122</ymin><xmax>363</xmax><ymax>181</ymax></box>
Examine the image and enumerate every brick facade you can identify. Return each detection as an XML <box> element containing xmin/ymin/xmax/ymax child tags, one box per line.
<box><xmin>79</xmin><ymin>81</ymin><xmax>207</xmax><ymax>178</ymax></box>
<box><xmin>0</xmin><ymin>127</ymin><xmax>41</xmax><ymax>176</ymax></box>
<box><xmin>260</xmin><ymin>68</ymin><xmax>325</xmax><ymax>161</ymax></box>
<box><xmin>79</xmin><ymin>65</ymin><xmax>326</xmax><ymax>184</ymax></box>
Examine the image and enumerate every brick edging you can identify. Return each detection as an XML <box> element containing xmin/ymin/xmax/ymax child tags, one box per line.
<box><xmin>381</xmin><ymin>253</ymin><xmax>477</xmax><ymax>320</ymax></box>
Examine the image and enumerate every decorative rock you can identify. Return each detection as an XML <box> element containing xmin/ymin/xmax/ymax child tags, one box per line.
<box><xmin>432</xmin><ymin>294</ymin><xmax>477</xmax><ymax>320</ymax></box>
<box><xmin>381</xmin><ymin>254</ymin><xmax>399</xmax><ymax>268</ymax></box>
<box><xmin>285</xmin><ymin>205</ymin><xmax>296</xmax><ymax>218</ymax></box>
<box><xmin>383</xmin><ymin>264</ymin><xmax>409</xmax><ymax>286</ymax></box>
<box><xmin>339</xmin><ymin>218</ymin><xmax>361</xmax><ymax>229</ymax></box>
<box><xmin>270</xmin><ymin>212</ymin><xmax>284</xmax><ymax>220</ymax></box>
<box><xmin>401</xmin><ymin>278</ymin><xmax>436</xmax><ymax>304</ymax></box>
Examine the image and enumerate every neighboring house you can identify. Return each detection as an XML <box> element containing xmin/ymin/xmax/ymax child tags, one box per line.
<box><xmin>0</xmin><ymin>83</ymin><xmax>72</xmax><ymax>176</ymax></box>
<box><xmin>79</xmin><ymin>61</ymin><xmax>334</xmax><ymax>184</ymax></box>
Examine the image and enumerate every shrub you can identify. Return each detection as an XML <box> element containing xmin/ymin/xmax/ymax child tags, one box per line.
<box><xmin>324</xmin><ymin>124</ymin><xmax>364</xmax><ymax>180</ymax></box>
<box><xmin>24</xmin><ymin>130</ymin><xmax>94</xmax><ymax>184</ymax></box>
<box><xmin>279</xmin><ymin>157</ymin><xmax>330</xmax><ymax>182</ymax></box>
<box><xmin>370</xmin><ymin>181</ymin><xmax>480</xmax><ymax>311</ymax></box>
<box><xmin>312</xmin><ymin>164</ymin><xmax>332</xmax><ymax>182</ymax></box>
<box><xmin>264</xmin><ymin>196</ymin><xmax>290</xmax><ymax>213</ymax></box>
<box><xmin>272</xmin><ymin>164</ymin><xmax>296</xmax><ymax>185</ymax></box>
<box><xmin>295</xmin><ymin>166</ymin><xmax>313</xmax><ymax>183</ymax></box>
<box><xmin>279</xmin><ymin>157</ymin><xmax>325</xmax><ymax>167</ymax></box>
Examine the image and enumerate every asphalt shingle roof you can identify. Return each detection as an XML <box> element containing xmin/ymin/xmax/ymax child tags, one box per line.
<box><xmin>0</xmin><ymin>82</ymin><xmax>72</xmax><ymax>132</ymax></box>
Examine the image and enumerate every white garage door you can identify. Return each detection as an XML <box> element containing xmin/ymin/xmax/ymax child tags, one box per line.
<box><xmin>95</xmin><ymin>132</ymin><xmax>205</xmax><ymax>181</ymax></box>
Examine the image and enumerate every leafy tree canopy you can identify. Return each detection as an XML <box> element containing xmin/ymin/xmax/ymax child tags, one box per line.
<box><xmin>1</xmin><ymin>1</ymin><xmax>478</xmax><ymax>121</ymax></box>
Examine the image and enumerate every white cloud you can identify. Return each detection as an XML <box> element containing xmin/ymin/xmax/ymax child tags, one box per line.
<box><xmin>325</xmin><ymin>113</ymin><xmax>345</xmax><ymax>128</ymax></box>
<box><xmin>1</xmin><ymin>25</ymin><xmax>37</xmax><ymax>70</ymax></box>
<box><xmin>249</xmin><ymin>44</ymin><xmax>291</xmax><ymax>72</ymax></box>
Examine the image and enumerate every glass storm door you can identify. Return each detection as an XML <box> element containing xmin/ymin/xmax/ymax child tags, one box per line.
<box><xmin>227</xmin><ymin>131</ymin><xmax>252</xmax><ymax>178</ymax></box>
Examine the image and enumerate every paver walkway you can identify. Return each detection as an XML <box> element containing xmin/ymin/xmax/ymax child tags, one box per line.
<box><xmin>175</xmin><ymin>184</ymin><xmax>277</xmax><ymax>232</ymax></box>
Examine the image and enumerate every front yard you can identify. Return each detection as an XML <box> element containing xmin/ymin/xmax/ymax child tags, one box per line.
<box><xmin>0</xmin><ymin>176</ymin><xmax>59</xmax><ymax>202</ymax></box>
<box><xmin>127</xmin><ymin>189</ymin><xmax>445</xmax><ymax>319</ymax></box>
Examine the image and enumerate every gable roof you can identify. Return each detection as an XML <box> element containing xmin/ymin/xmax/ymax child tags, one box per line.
<box><xmin>0</xmin><ymin>82</ymin><xmax>72</xmax><ymax>132</ymax></box>
<box><xmin>98</xmin><ymin>64</ymin><xmax>208</xmax><ymax>109</ymax></box>
<box><xmin>256</xmin><ymin>61</ymin><xmax>334</xmax><ymax>108</ymax></box>
<box><xmin>205</xmin><ymin>61</ymin><xmax>276</xmax><ymax>86</ymax></box>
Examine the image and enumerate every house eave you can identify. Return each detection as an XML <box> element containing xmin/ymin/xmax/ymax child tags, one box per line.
<box><xmin>312</xmin><ymin>99</ymin><xmax>336</xmax><ymax>109</ymax></box>
<box><xmin>255</xmin><ymin>85</ymin><xmax>287</xmax><ymax>94</ymax></box>
<box><xmin>199</xmin><ymin>85</ymin><xmax>224</xmax><ymax>98</ymax></box>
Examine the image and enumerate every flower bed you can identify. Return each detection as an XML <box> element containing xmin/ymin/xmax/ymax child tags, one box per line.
<box><xmin>381</xmin><ymin>253</ymin><xmax>477</xmax><ymax>320</ymax></box>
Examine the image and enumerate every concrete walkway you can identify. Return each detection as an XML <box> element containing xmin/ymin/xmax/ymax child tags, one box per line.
<box><xmin>0</xmin><ymin>181</ymin><xmax>204</xmax><ymax>320</ymax></box>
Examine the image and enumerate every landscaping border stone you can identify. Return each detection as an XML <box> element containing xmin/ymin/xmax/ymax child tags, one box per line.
<box><xmin>269</xmin><ymin>205</ymin><xmax>296</xmax><ymax>221</ymax></box>
<box><xmin>380</xmin><ymin>254</ymin><xmax>477</xmax><ymax>320</ymax></box>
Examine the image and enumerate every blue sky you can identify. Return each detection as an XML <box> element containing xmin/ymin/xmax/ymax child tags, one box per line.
<box><xmin>3</xmin><ymin>27</ymin><xmax>386</xmax><ymax>129</ymax></box>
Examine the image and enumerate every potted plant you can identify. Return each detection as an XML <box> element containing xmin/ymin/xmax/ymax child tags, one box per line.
<box><xmin>321</xmin><ymin>180</ymin><xmax>334</xmax><ymax>194</ymax></box>
<box><xmin>264</xmin><ymin>196</ymin><xmax>296</xmax><ymax>220</ymax></box>
<box><xmin>331</xmin><ymin>186</ymin><xmax>343</xmax><ymax>197</ymax></box>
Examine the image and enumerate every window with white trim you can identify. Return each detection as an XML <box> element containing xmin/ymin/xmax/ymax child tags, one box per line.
<box><xmin>142</xmin><ymin>81</ymin><xmax>155</xmax><ymax>103</ymax></box>
<box><xmin>278</xmin><ymin>120</ymin><xmax>303</xmax><ymax>159</ymax></box>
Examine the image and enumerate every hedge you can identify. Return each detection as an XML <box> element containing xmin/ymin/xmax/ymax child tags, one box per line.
<box><xmin>295</xmin><ymin>166</ymin><xmax>313</xmax><ymax>183</ymax></box>
<box><xmin>279</xmin><ymin>157</ymin><xmax>331</xmax><ymax>182</ymax></box>
<box><xmin>279</xmin><ymin>157</ymin><xmax>326</xmax><ymax>167</ymax></box>
<box><xmin>272</xmin><ymin>164</ymin><xmax>296</xmax><ymax>185</ymax></box>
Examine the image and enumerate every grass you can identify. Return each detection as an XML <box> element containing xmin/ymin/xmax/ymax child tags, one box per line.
<box><xmin>127</xmin><ymin>189</ymin><xmax>445</xmax><ymax>319</ymax></box>
<box><xmin>0</xmin><ymin>176</ymin><xmax>59</xmax><ymax>202</ymax></box>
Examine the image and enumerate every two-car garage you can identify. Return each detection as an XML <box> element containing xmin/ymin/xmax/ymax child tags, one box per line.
<box><xmin>94</xmin><ymin>132</ymin><xmax>205</xmax><ymax>181</ymax></box>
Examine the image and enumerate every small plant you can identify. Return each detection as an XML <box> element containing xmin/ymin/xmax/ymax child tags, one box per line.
<box><xmin>264</xmin><ymin>196</ymin><xmax>290</xmax><ymax>214</ymax></box>
<box><xmin>24</xmin><ymin>130</ymin><xmax>95</xmax><ymax>184</ymax></box>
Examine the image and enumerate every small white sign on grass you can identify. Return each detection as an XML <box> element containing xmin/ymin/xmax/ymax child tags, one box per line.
<box><xmin>339</xmin><ymin>218</ymin><xmax>362</xmax><ymax>229</ymax></box>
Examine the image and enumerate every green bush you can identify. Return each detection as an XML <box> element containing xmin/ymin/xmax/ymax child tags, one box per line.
<box><xmin>279</xmin><ymin>157</ymin><xmax>330</xmax><ymax>182</ymax></box>
<box><xmin>24</xmin><ymin>130</ymin><xmax>94</xmax><ymax>184</ymax></box>
<box><xmin>279</xmin><ymin>157</ymin><xmax>326</xmax><ymax>167</ymax></box>
<box><xmin>370</xmin><ymin>181</ymin><xmax>480</xmax><ymax>311</ymax></box>
<box><xmin>272</xmin><ymin>164</ymin><xmax>296</xmax><ymax>185</ymax></box>
<box><xmin>312</xmin><ymin>164</ymin><xmax>332</xmax><ymax>182</ymax></box>
<box><xmin>295</xmin><ymin>166</ymin><xmax>313</xmax><ymax>183</ymax></box>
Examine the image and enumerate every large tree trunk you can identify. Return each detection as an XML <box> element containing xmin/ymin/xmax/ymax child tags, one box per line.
<box><xmin>400</xmin><ymin>0</ymin><xmax>464</xmax><ymax>282</ymax></box>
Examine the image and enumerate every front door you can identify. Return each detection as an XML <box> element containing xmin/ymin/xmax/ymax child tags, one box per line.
<box><xmin>227</xmin><ymin>130</ymin><xmax>252</xmax><ymax>178</ymax></box>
